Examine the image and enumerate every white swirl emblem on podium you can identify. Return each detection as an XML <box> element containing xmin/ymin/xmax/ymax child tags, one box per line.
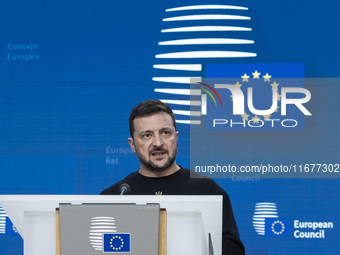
<box><xmin>89</xmin><ymin>216</ymin><xmax>117</xmax><ymax>251</ymax></box>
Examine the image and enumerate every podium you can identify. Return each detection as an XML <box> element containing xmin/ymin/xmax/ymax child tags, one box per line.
<box><xmin>0</xmin><ymin>195</ymin><xmax>222</xmax><ymax>255</ymax></box>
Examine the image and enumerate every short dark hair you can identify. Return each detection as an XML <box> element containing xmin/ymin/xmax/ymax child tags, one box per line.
<box><xmin>129</xmin><ymin>100</ymin><xmax>176</xmax><ymax>137</ymax></box>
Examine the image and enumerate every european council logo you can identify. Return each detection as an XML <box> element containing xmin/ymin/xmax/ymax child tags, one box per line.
<box><xmin>253</xmin><ymin>202</ymin><xmax>291</xmax><ymax>237</ymax></box>
<box><xmin>103</xmin><ymin>233</ymin><xmax>131</xmax><ymax>253</ymax></box>
<box><xmin>265</xmin><ymin>218</ymin><xmax>291</xmax><ymax>236</ymax></box>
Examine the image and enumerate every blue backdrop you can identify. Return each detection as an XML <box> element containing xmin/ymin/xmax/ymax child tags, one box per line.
<box><xmin>0</xmin><ymin>0</ymin><xmax>339</xmax><ymax>254</ymax></box>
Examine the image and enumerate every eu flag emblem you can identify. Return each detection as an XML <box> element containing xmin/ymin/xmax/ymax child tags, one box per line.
<box><xmin>103</xmin><ymin>233</ymin><xmax>131</xmax><ymax>253</ymax></box>
<box><xmin>265</xmin><ymin>218</ymin><xmax>290</xmax><ymax>236</ymax></box>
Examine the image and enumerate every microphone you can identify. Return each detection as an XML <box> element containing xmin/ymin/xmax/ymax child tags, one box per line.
<box><xmin>119</xmin><ymin>183</ymin><xmax>130</xmax><ymax>195</ymax></box>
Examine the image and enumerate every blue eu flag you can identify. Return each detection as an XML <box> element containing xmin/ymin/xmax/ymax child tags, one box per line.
<box><xmin>103</xmin><ymin>233</ymin><xmax>131</xmax><ymax>253</ymax></box>
<box><xmin>265</xmin><ymin>218</ymin><xmax>290</xmax><ymax>236</ymax></box>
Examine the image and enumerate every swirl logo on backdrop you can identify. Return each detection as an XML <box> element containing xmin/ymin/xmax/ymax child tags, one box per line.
<box><xmin>153</xmin><ymin>4</ymin><xmax>256</xmax><ymax>125</ymax></box>
<box><xmin>253</xmin><ymin>202</ymin><xmax>334</xmax><ymax>239</ymax></box>
<box><xmin>0</xmin><ymin>206</ymin><xmax>6</xmax><ymax>234</ymax></box>
<box><xmin>152</xmin><ymin>5</ymin><xmax>311</xmax><ymax>129</ymax></box>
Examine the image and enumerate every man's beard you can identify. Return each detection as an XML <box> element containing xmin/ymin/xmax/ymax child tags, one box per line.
<box><xmin>135</xmin><ymin>145</ymin><xmax>177</xmax><ymax>173</ymax></box>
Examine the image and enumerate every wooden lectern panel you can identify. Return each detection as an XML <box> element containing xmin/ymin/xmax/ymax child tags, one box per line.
<box><xmin>159</xmin><ymin>208</ymin><xmax>167</xmax><ymax>255</ymax></box>
<box><xmin>56</xmin><ymin>208</ymin><xmax>60</xmax><ymax>255</ymax></box>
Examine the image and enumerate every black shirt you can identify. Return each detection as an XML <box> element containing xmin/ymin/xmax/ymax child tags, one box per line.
<box><xmin>101</xmin><ymin>167</ymin><xmax>245</xmax><ymax>255</ymax></box>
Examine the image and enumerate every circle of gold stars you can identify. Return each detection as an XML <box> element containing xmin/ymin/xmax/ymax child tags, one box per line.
<box><xmin>271</xmin><ymin>220</ymin><xmax>285</xmax><ymax>235</ymax></box>
<box><xmin>110</xmin><ymin>236</ymin><xmax>125</xmax><ymax>251</ymax></box>
<box><xmin>236</xmin><ymin>71</ymin><xmax>281</xmax><ymax>122</ymax></box>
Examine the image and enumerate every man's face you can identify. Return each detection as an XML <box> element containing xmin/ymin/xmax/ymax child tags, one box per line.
<box><xmin>128</xmin><ymin>112</ymin><xmax>178</xmax><ymax>173</ymax></box>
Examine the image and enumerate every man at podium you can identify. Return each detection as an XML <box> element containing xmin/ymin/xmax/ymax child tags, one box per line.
<box><xmin>101</xmin><ymin>100</ymin><xmax>245</xmax><ymax>255</ymax></box>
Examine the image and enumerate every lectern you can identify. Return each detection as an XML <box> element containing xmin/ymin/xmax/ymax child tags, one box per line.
<box><xmin>0</xmin><ymin>195</ymin><xmax>222</xmax><ymax>255</ymax></box>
